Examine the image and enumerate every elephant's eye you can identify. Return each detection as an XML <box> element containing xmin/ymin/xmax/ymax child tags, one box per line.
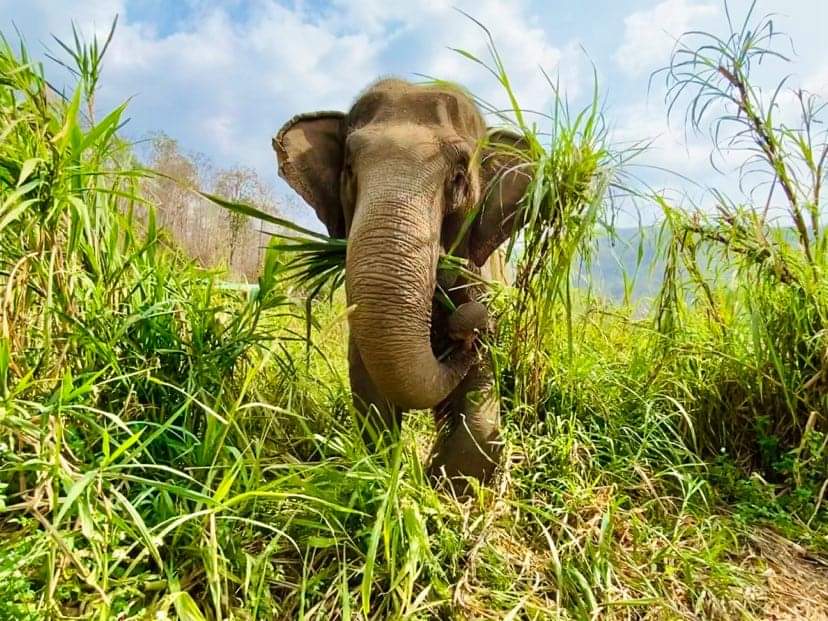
<box><xmin>341</xmin><ymin>160</ymin><xmax>357</xmax><ymax>205</ymax></box>
<box><xmin>449</xmin><ymin>169</ymin><xmax>468</xmax><ymax>211</ymax></box>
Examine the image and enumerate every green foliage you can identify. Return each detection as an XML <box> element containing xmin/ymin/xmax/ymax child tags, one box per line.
<box><xmin>648</xmin><ymin>1</ymin><xmax>828</xmax><ymax>479</ymax></box>
<box><xmin>0</xmin><ymin>5</ymin><xmax>826</xmax><ymax>621</ymax></box>
<box><xmin>0</xmin><ymin>527</ymin><xmax>41</xmax><ymax>621</ymax></box>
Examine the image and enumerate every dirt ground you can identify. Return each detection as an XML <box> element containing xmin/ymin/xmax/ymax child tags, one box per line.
<box><xmin>750</xmin><ymin>530</ymin><xmax>828</xmax><ymax>620</ymax></box>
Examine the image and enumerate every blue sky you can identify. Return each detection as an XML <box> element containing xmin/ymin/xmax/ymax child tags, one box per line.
<box><xmin>3</xmin><ymin>1</ymin><xmax>827</xmax><ymax>227</ymax></box>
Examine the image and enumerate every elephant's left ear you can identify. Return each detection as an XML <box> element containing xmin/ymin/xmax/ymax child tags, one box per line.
<box><xmin>273</xmin><ymin>111</ymin><xmax>347</xmax><ymax>238</ymax></box>
<box><xmin>467</xmin><ymin>129</ymin><xmax>532</xmax><ymax>267</ymax></box>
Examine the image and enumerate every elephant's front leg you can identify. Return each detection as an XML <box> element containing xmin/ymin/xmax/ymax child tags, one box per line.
<box><xmin>428</xmin><ymin>355</ymin><xmax>502</xmax><ymax>496</ymax></box>
<box><xmin>348</xmin><ymin>336</ymin><xmax>402</xmax><ymax>448</ymax></box>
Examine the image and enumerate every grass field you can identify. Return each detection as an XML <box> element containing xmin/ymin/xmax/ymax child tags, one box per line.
<box><xmin>1</xmin><ymin>5</ymin><xmax>827</xmax><ymax>620</ymax></box>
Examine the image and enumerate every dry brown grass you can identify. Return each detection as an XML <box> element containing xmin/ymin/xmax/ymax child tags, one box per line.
<box><xmin>748</xmin><ymin>530</ymin><xmax>828</xmax><ymax>620</ymax></box>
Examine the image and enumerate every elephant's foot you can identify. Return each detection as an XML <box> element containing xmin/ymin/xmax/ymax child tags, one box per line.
<box><xmin>428</xmin><ymin>362</ymin><xmax>502</xmax><ymax>498</ymax></box>
<box><xmin>429</xmin><ymin>413</ymin><xmax>502</xmax><ymax>498</ymax></box>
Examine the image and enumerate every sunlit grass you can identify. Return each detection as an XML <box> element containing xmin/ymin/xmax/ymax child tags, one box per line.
<box><xmin>0</xmin><ymin>4</ymin><xmax>826</xmax><ymax>620</ymax></box>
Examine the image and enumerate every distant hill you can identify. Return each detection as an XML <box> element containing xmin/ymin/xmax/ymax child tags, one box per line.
<box><xmin>582</xmin><ymin>224</ymin><xmax>809</xmax><ymax>303</ymax></box>
<box><xmin>588</xmin><ymin>227</ymin><xmax>666</xmax><ymax>302</ymax></box>
<box><xmin>502</xmin><ymin>227</ymin><xmax>667</xmax><ymax>303</ymax></box>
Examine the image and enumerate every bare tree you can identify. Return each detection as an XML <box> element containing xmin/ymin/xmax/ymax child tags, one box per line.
<box><xmin>141</xmin><ymin>134</ymin><xmax>280</xmax><ymax>280</ymax></box>
<box><xmin>143</xmin><ymin>133</ymin><xmax>205</xmax><ymax>233</ymax></box>
<box><xmin>212</xmin><ymin>166</ymin><xmax>274</xmax><ymax>272</ymax></box>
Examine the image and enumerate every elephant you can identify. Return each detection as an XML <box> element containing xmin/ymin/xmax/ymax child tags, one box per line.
<box><xmin>273</xmin><ymin>78</ymin><xmax>531</xmax><ymax>494</ymax></box>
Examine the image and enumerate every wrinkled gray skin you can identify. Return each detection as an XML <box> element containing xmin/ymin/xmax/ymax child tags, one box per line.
<box><xmin>273</xmin><ymin>78</ymin><xmax>530</xmax><ymax>494</ymax></box>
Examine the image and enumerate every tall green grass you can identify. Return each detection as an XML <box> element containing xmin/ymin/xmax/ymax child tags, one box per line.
<box><xmin>0</xmin><ymin>4</ymin><xmax>826</xmax><ymax>620</ymax></box>
<box><xmin>649</xmin><ymin>1</ymin><xmax>827</xmax><ymax>474</ymax></box>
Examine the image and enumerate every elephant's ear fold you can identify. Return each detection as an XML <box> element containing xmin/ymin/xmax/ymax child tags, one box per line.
<box><xmin>273</xmin><ymin>111</ymin><xmax>347</xmax><ymax>238</ymax></box>
<box><xmin>468</xmin><ymin>129</ymin><xmax>532</xmax><ymax>267</ymax></box>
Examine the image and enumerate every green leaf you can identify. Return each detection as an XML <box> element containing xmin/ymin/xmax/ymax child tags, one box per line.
<box><xmin>212</xmin><ymin>459</ymin><xmax>241</xmax><ymax>504</ymax></box>
<box><xmin>111</xmin><ymin>487</ymin><xmax>163</xmax><ymax>567</ymax></box>
<box><xmin>361</xmin><ymin>442</ymin><xmax>403</xmax><ymax>615</ymax></box>
<box><xmin>16</xmin><ymin>158</ymin><xmax>40</xmax><ymax>187</ymax></box>
<box><xmin>100</xmin><ymin>427</ymin><xmax>144</xmax><ymax>468</ymax></box>
<box><xmin>1</xmin><ymin>179</ymin><xmax>40</xmax><ymax>209</ymax></box>
<box><xmin>80</xmin><ymin>102</ymin><xmax>127</xmax><ymax>153</ymax></box>
<box><xmin>77</xmin><ymin>499</ymin><xmax>97</xmax><ymax>541</ymax></box>
<box><xmin>0</xmin><ymin>336</ymin><xmax>8</xmax><ymax>396</ymax></box>
<box><xmin>307</xmin><ymin>536</ymin><xmax>338</xmax><ymax>548</ymax></box>
<box><xmin>0</xmin><ymin>198</ymin><xmax>36</xmax><ymax>232</ymax></box>
<box><xmin>341</xmin><ymin>567</ymin><xmax>352</xmax><ymax>621</ymax></box>
<box><xmin>53</xmin><ymin>85</ymin><xmax>82</xmax><ymax>153</ymax></box>
<box><xmin>54</xmin><ymin>470</ymin><xmax>97</xmax><ymax>528</ymax></box>
<box><xmin>195</xmin><ymin>189</ymin><xmax>330</xmax><ymax>239</ymax></box>
<box><xmin>169</xmin><ymin>575</ymin><xmax>207</xmax><ymax>621</ymax></box>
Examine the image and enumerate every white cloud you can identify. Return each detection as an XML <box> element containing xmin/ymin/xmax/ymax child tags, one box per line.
<box><xmin>0</xmin><ymin>0</ymin><xmax>124</xmax><ymax>58</ymax></box>
<box><xmin>614</xmin><ymin>0</ymin><xmax>718</xmax><ymax>77</ymax></box>
<box><xmin>803</xmin><ymin>65</ymin><xmax>828</xmax><ymax>99</ymax></box>
<box><xmin>321</xmin><ymin>0</ymin><xmax>583</xmax><ymax>121</ymax></box>
<box><xmin>609</xmin><ymin>0</ymin><xmax>828</xmax><ymax>220</ymax></box>
<box><xmin>1</xmin><ymin>0</ymin><xmax>580</xmax><ymax>189</ymax></box>
<box><xmin>612</xmin><ymin>103</ymin><xmax>710</xmax><ymax>174</ymax></box>
<box><xmin>610</xmin><ymin>97</ymin><xmax>752</xmax><ymax>224</ymax></box>
<box><xmin>87</xmin><ymin>3</ymin><xmax>382</xmax><ymax>178</ymax></box>
<box><xmin>415</xmin><ymin>0</ymin><xmax>582</xmax><ymax>118</ymax></box>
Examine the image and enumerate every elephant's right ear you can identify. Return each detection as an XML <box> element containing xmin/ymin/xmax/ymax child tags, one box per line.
<box><xmin>273</xmin><ymin>111</ymin><xmax>347</xmax><ymax>238</ymax></box>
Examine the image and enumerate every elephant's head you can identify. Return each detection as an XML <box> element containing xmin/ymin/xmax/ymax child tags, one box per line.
<box><xmin>274</xmin><ymin>79</ymin><xmax>531</xmax><ymax>410</ymax></box>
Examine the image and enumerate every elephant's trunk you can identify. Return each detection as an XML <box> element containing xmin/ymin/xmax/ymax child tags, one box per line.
<box><xmin>345</xmin><ymin>166</ymin><xmax>472</xmax><ymax>410</ymax></box>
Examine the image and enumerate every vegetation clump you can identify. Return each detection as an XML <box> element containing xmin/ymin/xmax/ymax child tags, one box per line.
<box><xmin>0</xmin><ymin>4</ymin><xmax>826</xmax><ymax>620</ymax></box>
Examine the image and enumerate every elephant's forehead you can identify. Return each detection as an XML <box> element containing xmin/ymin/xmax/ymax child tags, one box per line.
<box><xmin>346</xmin><ymin>123</ymin><xmax>448</xmax><ymax>163</ymax></box>
<box><xmin>348</xmin><ymin>79</ymin><xmax>485</xmax><ymax>139</ymax></box>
